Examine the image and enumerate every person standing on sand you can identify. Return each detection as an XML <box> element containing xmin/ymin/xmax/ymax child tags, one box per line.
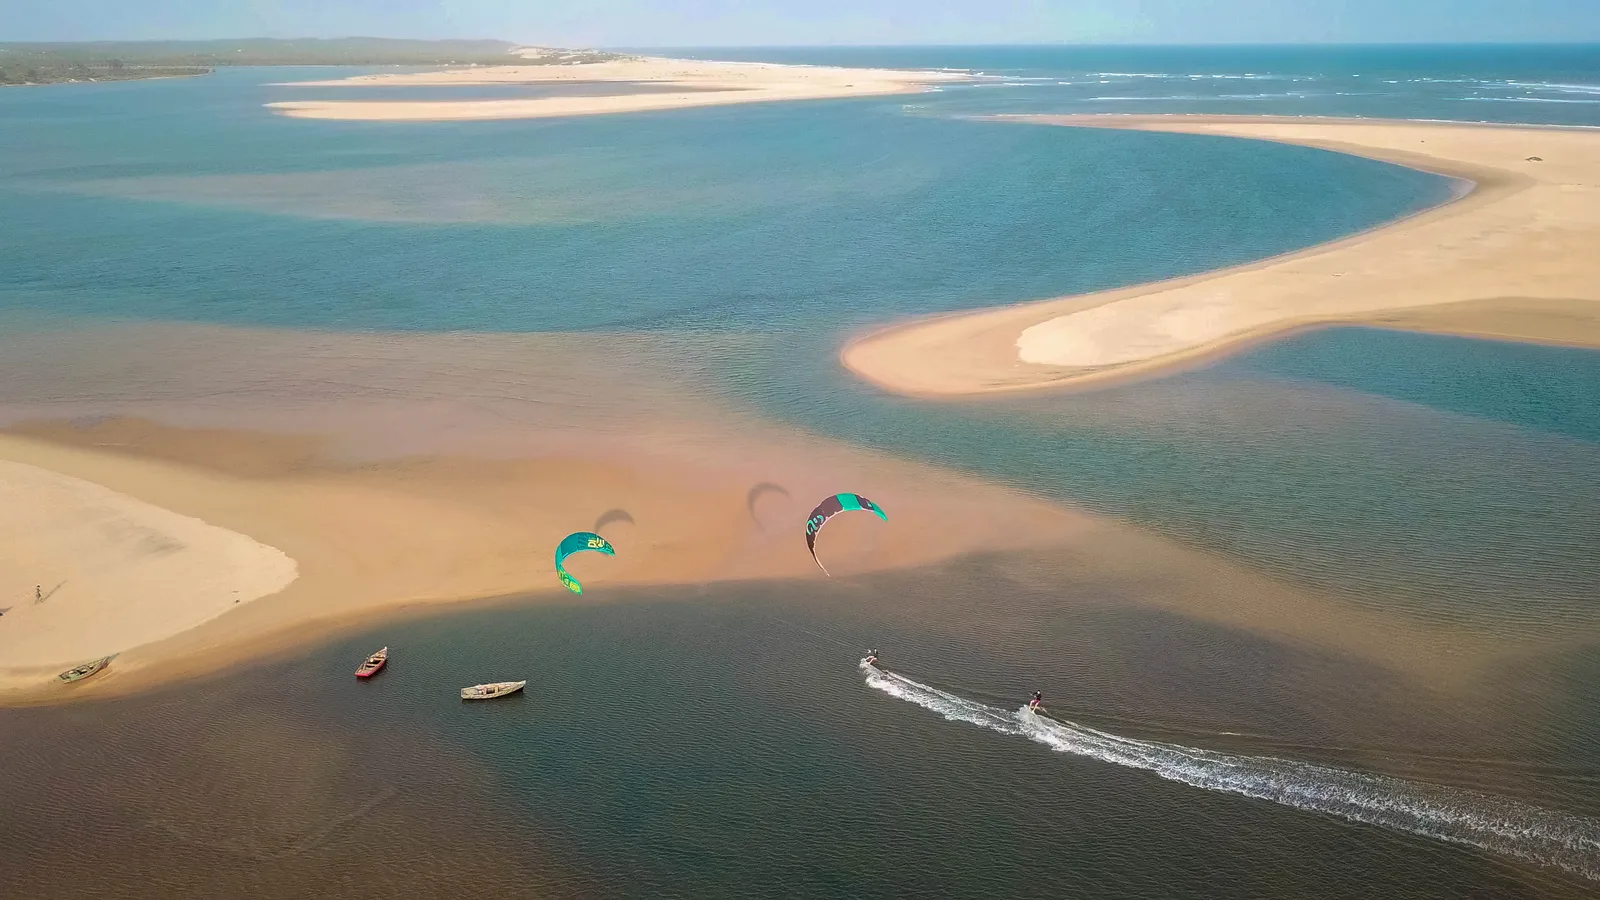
<box><xmin>36</xmin><ymin>585</ymin><xmax>42</xmax><ymax>603</ymax></box>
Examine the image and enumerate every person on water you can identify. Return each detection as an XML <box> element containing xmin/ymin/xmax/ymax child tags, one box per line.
<box><xmin>865</xmin><ymin>648</ymin><xmax>880</xmax><ymax>667</ymax></box>
<box><xmin>1029</xmin><ymin>691</ymin><xmax>1044</xmax><ymax>711</ymax></box>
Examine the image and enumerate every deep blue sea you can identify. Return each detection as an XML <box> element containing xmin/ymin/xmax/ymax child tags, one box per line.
<box><xmin>1</xmin><ymin>46</ymin><xmax>1597</xmax><ymax>899</ymax></box>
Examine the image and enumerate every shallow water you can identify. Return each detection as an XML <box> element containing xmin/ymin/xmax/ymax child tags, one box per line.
<box><xmin>1</xmin><ymin>71</ymin><xmax>1448</xmax><ymax>323</ymax></box>
<box><xmin>1</xmin><ymin>45</ymin><xmax>1597</xmax><ymax>898</ymax></box>
<box><xmin>724</xmin><ymin>326</ymin><xmax>1600</xmax><ymax>638</ymax></box>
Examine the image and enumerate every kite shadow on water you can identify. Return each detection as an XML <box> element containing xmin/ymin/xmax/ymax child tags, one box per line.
<box><xmin>592</xmin><ymin>509</ymin><xmax>635</xmax><ymax>533</ymax></box>
<box><xmin>745</xmin><ymin>482</ymin><xmax>791</xmax><ymax>530</ymax></box>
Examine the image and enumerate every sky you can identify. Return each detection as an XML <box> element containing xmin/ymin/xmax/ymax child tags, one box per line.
<box><xmin>2</xmin><ymin>0</ymin><xmax>1599</xmax><ymax>46</ymax></box>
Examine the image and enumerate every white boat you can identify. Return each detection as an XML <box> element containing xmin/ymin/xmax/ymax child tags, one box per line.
<box><xmin>460</xmin><ymin>680</ymin><xmax>526</xmax><ymax>701</ymax></box>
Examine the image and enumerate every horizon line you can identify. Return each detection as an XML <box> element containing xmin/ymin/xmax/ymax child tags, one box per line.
<box><xmin>5</xmin><ymin>38</ymin><xmax>1600</xmax><ymax>49</ymax></box>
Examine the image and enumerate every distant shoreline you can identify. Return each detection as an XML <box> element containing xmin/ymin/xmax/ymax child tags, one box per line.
<box><xmin>842</xmin><ymin>115</ymin><xmax>1600</xmax><ymax>398</ymax></box>
<box><xmin>264</xmin><ymin>53</ymin><xmax>974</xmax><ymax>121</ymax></box>
<box><xmin>0</xmin><ymin>36</ymin><xmax>585</xmax><ymax>87</ymax></box>
<box><xmin>0</xmin><ymin>68</ymin><xmax>213</xmax><ymax>87</ymax></box>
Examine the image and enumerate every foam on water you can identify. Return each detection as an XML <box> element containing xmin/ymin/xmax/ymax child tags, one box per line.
<box><xmin>862</xmin><ymin>661</ymin><xmax>1600</xmax><ymax>881</ymax></box>
<box><xmin>1463</xmin><ymin>97</ymin><xmax>1600</xmax><ymax>105</ymax></box>
<box><xmin>1505</xmin><ymin>81</ymin><xmax>1600</xmax><ymax>95</ymax></box>
<box><xmin>1087</xmin><ymin>72</ymin><xmax>1287</xmax><ymax>81</ymax></box>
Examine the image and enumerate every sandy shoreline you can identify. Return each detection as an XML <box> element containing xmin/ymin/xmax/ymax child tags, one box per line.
<box><xmin>0</xmin><ymin>457</ymin><xmax>296</xmax><ymax>677</ymax></box>
<box><xmin>0</xmin><ymin>318</ymin><xmax>1512</xmax><ymax>706</ymax></box>
<box><xmin>266</xmin><ymin>54</ymin><xmax>971</xmax><ymax>121</ymax></box>
<box><xmin>0</xmin><ymin>415</ymin><xmax>1507</xmax><ymax>709</ymax></box>
<box><xmin>14</xmin><ymin>117</ymin><xmax>1591</xmax><ymax>702</ymax></box>
<box><xmin>0</xmin><ymin>406</ymin><xmax>1093</xmax><ymax>704</ymax></box>
<box><xmin>843</xmin><ymin>115</ymin><xmax>1600</xmax><ymax>398</ymax></box>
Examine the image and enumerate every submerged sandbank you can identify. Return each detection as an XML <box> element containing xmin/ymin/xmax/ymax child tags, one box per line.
<box><xmin>0</xmin><ymin>322</ymin><xmax>1512</xmax><ymax>704</ymax></box>
<box><xmin>0</xmin><ymin>321</ymin><xmax>1094</xmax><ymax>701</ymax></box>
<box><xmin>0</xmin><ymin>420</ymin><xmax>1090</xmax><ymax>702</ymax></box>
<box><xmin>266</xmin><ymin>55</ymin><xmax>971</xmax><ymax>121</ymax></box>
<box><xmin>843</xmin><ymin>115</ymin><xmax>1600</xmax><ymax>397</ymax></box>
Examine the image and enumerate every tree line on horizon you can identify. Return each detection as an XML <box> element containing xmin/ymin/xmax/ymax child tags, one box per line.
<box><xmin>0</xmin><ymin>37</ymin><xmax>619</xmax><ymax>86</ymax></box>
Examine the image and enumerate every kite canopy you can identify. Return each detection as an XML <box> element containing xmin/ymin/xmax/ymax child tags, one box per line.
<box><xmin>555</xmin><ymin>531</ymin><xmax>615</xmax><ymax>595</ymax></box>
<box><xmin>804</xmin><ymin>493</ymin><xmax>886</xmax><ymax>575</ymax></box>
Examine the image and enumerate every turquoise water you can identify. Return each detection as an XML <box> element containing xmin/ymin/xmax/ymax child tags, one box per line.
<box><xmin>0</xmin><ymin>69</ymin><xmax>1446</xmax><ymax>330</ymax></box>
<box><xmin>667</xmin><ymin>44</ymin><xmax>1600</xmax><ymax>127</ymax></box>
<box><xmin>1</xmin><ymin>46</ymin><xmax>1598</xmax><ymax>898</ymax></box>
<box><xmin>720</xmin><ymin>326</ymin><xmax>1600</xmax><ymax>634</ymax></box>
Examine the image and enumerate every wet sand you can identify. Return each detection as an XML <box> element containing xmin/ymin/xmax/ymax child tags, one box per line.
<box><xmin>0</xmin><ymin>421</ymin><xmax>1095</xmax><ymax>703</ymax></box>
<box><xmin>0</xmin><ymin>323</ymin><xmax>1093</xmax><ymax>702</ymax></box>
<box><xmin>0</xmin><ymin>322</ymin><xmax>1536</xmax><ymax>705</ymax></box>
<box><xmin>266</xmin><ymin>55</ymin><xmax>971</xmax><ymax>121</ymax></box>
<box><xmin>842</xmin><ymin>115</ymin><xmax>1600</xmax><ymax>398</ymax></box>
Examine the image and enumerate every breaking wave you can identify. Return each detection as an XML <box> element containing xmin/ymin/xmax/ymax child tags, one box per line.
<box><xmin>1087</xmin><ymin>72</ymin><xmax>1291</xmax><ymax>81</ymax></box>
<box><xmin>861</xmin><ymin>661</ymin><xmax>1600</xmax><ymax>880</ymax></box>
<box><xmin>1504</xmin><ymin>81</ymin><xmax>1600</xmax><ymax>95</ymax></box>
<box><xmin>1461</xmin><ymin>97</ymin><xmax>1600</xmax><ymax>105</ymax></box>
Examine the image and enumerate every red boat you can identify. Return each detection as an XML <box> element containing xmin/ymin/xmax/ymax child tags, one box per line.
<box><xmin>355</xmin><ymin>647</ymin><xmax>388</xmax><ymax>678</ymax></box>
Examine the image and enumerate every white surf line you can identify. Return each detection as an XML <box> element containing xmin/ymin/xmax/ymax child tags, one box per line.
<box><xmin>861</xmin><ymin>661</ymin><xmax>1600</xmax><ymax>881</ymax></box>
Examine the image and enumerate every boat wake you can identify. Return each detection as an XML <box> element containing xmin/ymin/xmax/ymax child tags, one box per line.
<box><xmin>861</xmin><ymin>661</ymin><xmax>1600</xmax><ymax>881</ymax></box>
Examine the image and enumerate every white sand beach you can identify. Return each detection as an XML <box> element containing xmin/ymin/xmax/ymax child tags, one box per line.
<box><xmin>843</xmin><ymin>115</ymin><xmax>1600</xmax><ymax>397</ymax></box>
<box><xmin>0</xmin><ymin>457</ymin><xmax>296</xmax><ymax>683</ymax></box>
<box><xmin>267</xmin><ymin>54</ymin><xmax>971</xmax><ymax>121</ymax></box>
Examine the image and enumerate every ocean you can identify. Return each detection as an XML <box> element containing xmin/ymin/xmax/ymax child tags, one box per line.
<box><xmin>1</xmin><ymin>45</ymin><xmax>1597</xmax><ymax>898</ymax></box>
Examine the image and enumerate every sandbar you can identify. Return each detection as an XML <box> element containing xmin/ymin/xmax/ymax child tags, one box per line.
<box><xmin>0</xmin><ymin>322</ymin><xmax>1517</xmax><ymax>703</ymax></box>
<box><xmin>0</xmin><ymin>457</ymin><xmax>296</xmax><ymax>679</ymax></box>
<box><xmin>266</xmin><ymin>54</ymin><xmax>971</xmax><ymax>121</ymax></box>
<box><xmin>842</xmin><ymin>115</ymin><xmax>1600</xmax><ymax>397</ymax></box>
<box><xmin>0</xmin><ymin>400</ymin><xmax>1091</xmax><ymax>703</ymax></box>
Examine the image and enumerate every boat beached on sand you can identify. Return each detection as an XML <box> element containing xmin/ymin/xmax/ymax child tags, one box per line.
<box><xmin>354</xmin><ymin>647</ymin><xmax>388</xmax><ymax>678</ymax></box>
<box><xmin>59</xmin><ymin>655</ymin><xmax>114</xmax><ymax>683</ymax></box>
<box><xmin>460</xmin><ymin>680</ymin><xmax>525</xmax><ymax>701</ymax></box>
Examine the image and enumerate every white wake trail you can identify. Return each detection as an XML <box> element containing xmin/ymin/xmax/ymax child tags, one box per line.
<box><xmin>861</xmin><ymin>661</ymin><xmax>1600</xmax><ymax>880</ymax></box>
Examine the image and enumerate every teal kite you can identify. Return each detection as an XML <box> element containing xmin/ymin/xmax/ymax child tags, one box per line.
<box><xmin>805</xmin><ymin>493</ymin><xmax>886</xmax><ymax>576</ymax></box>
<box><xmin>555</xmin><ymin>531</ymin><xmax>615</xmax><ymax>594</ymax></box>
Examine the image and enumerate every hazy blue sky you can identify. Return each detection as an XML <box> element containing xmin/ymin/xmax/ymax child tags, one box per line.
<box><xmin>3</xmin><ymin>0</ymin><xmax>1598</xmax><ymax>46</ymax></box>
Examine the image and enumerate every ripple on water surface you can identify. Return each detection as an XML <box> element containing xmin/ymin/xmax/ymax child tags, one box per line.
<box><xmin>3</xmin><ymin>557</ymin><xmax>1596</xmax><ymax>900</ymax></box>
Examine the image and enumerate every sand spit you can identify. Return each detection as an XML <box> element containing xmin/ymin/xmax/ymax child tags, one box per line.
<box><xmin>0</xmin><ymin>322</ymin><xmax>1519</xmax><ymax>703</ymax></box>
<box><xmin>0</xmin><ymin>415</ymin><xmax>1089</xmax><ymax>703</ymax></box>
<box><xmin>843</xmin><ymin>115</ymin><xmax>1600</xmax><ymax>397</ymax></box>
<box><xmin>0</xmin><ymin>457</ymin><xmax>296</xmax><ymax>681</ymax></box>
<box><xmin>266</xmin><ymin>55</ymin><xmax>971</xmax><ymax>121</ymax></box>
<box><xmin>0</xmin><ymin>419</ymin><xmax>1506</xmax><ymax>707</ymax></box>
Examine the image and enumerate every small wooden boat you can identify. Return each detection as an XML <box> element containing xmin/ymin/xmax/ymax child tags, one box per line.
<box><xmin>59</xmin><ymin>656</ymin><xmax>113</xmax><ymax>683</ymax></box>
<box><xmin>460</xmin><ymin>680</ymin><xmax>526</xmax><ymax>701</ymax></box>
<box><xmin>354</xmin><ymin>647</ymin><xmax>388</xmax><ymax>678</ymax></box>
